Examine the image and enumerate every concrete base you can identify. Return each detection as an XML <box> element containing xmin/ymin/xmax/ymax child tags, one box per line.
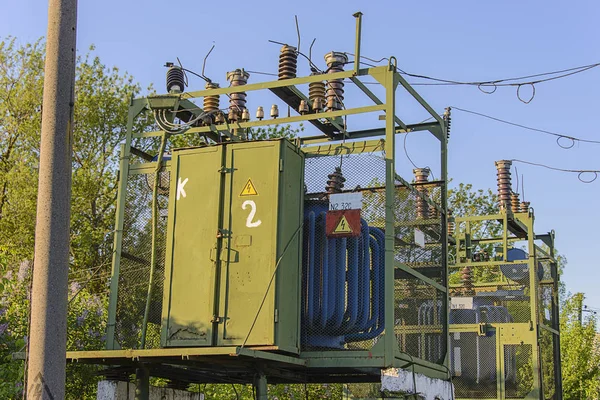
<box><xmin>380</xmin><ymin>369</ymin><xmax>454</xmax><ymax>400</ymax></box>
<box><xmin>97</xmin><ymin>381</ymin><xmax>203</xmax><ymax>400</ymax></box>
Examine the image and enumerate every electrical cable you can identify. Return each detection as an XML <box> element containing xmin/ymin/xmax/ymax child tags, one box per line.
<box><xmin>400</xmin><ymin>62</ymin><xmax>600</xmax><ymax>87</ymax></box>
<box><xmin>451</xmin><ymin>106</ymin><xmax>600</xmax><ymax>149</ymax></box>
<box><xmin>241</xmin><ymin>222</ymin><xmax>304</xmax><ymax>347</ymax></box>
<box><xmin>510</xmin><ymin>159</ymin><xmax>599</xmax><ymax>183</ymax></box>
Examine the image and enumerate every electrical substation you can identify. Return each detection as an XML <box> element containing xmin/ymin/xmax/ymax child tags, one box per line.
<box><xmin>63</xmin><ymin>12</ymin><xmax>562</xmax><ymax>400</ymax></box>
<box><xmin>448</xmin><ymin>161</ymin><xmax>562</xmax><ymax>400</ymax></box>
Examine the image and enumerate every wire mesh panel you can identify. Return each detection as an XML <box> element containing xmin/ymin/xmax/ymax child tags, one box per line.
<box><xmin>114</xmin><ymin>170</ymin><xmax>169</xmax><ymax>349</ymax></box>
<box><xmin>301</xmin><ymin>152</ymin><xmax>387</xmax><ymax>351</ymax></box>
<box><xmin>539</xmin><ymin>328</ymin><xmax>556</xmax><ymax>399</ymax></box>
<box><xmin>450</xmin><ymin>330</ymin><xmax>498</xmax><ymax>398</ymax></box>
<box><xmin>393</xmin><ymin>181</ymin><xmax>447</xmax><ymax>365</ymax></box>
<box><xmin>505</xmin><ymin>344</ymin><xmax>534</xmax><ymax>399</ymax></box>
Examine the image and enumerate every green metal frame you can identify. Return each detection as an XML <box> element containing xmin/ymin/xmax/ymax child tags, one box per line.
<box><xmin>449</xmin><ymin>209</ymin><xmax>562</xmax><ymax>400</ymax></box>
<box><xmin>73</xmin><ymin>16</ymin><xmax>451</xmax><ymax>389</ymax></box>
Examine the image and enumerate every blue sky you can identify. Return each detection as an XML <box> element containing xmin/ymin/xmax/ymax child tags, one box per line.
<box><xmin>2</xmin><ymin>0</ymin><xmax>599</xmax><ymax>311</ymax></box>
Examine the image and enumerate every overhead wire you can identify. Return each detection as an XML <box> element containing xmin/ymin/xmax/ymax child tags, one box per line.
<box><xmin>510</xmin><ymin>159</ymin><xmax>599</xmax><ymax>183</ymax></box>
<box><xmin>451</xmin><ymin>106</ymin><xmax>600</xmax><ymax>149</ymax></box>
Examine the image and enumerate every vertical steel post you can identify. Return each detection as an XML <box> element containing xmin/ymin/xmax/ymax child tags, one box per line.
<box><xmin>526</xmin><ymin>215</ymin><xmax>541</xmax><ymax>396</ymax></box>
<box><xmin>549</xmin><ymin>231</ymin><xmax>563</xmax><ymax>399</ymax></box>
<box><xmin>254</xmin><ymin>372</ymin><xmax>268</xmax><ymax>400</ymax></box>
<box><xmin>383</xmin><ymin>67</ymin><xmax>397</xmax><ymax>365</ymax></box>
<box><xmin>26</xmin><ymin>0</ymin><xmax>77</xmax><ymax>398</ymax></box>
<box><xmin>440</xmin><ymin>113</ymin><xmax>450</xmax><ymax>377</ymax></box>
<box><xmin>353</xmin><ymin>12</ymin><xmax>363</xmax><ymax>75</ymax></box>
<box><xmin>106</xmin><ymin>99</ymin><xmax>144</xmax><ymax>349</ymax></box>
<box><xmin>135</xmin><ymin>367</ymin><xmax>150</xmax><ymax>400</ymax></box>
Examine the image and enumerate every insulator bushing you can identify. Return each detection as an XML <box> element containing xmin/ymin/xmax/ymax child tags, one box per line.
<box><xmin>166</xmin><ymin>66</ymin><xmax>185</xmax><ymax>94</ymax></box>
<box><xmin>495</xmin><ymin>160</ymin><xmax>513</xmax><ymax>212</ymax></box>
<box><xmin>226</xmin><ymin>69</ymin><xmax>250</xmax><ymax>120</ymax></box>
<box><xmin>324</xmin><ymin>52</ymin><xmax>348</xmax><ymax>111</ymax></box>
<box><xmin>444</xmin><ymin>107</ymin><xmax>451</xmax><ymax>140</ymax></box>
<box><xmin>520</xmin><ymin>201</ymin><xmax>530</xmax><ymax>213</ymax></box>
<box><xmin>447</xmin><ymin>209</ymin><xmax>455</xmax><ymax>237</ymax></box>
<box><xmin>299</xmin><ymin>99</ymin><xmax>309</xmax><ymax>114</ymax></box>
<box><xmin>308</xmin><ymin>75</ymin><xmax>326</xmax><ymax>112</ymax></box>
<box><xmin>256</xmin><ymin>106</ymin><xmax>264</xmax><ymax>120</ymax></box>
<box><xmin>511</xmin><ymin>192</ymin><xmax>521</xmax><ymax>213</ymax></box>
<box><xmin>278</xmin><ymin>45</ymin><xmax>298</xmax><ymax>80</ymax></box>
<box><xmin>326</xmin><ymin>167</ymin><xmax>346</xmax><ymax>194</ymax></box>
<box><xmin>202</xmin><ymin>82</ymin><xmax>220</xmax><ymax>124</ymax></box>
<box><xmin>461</xmin><ymin>266</ymin><xmax>474</xmax><ymax>296</ymax></box>
<box><xmin>414</xmin><ymin>168</ymin><xmax>430</xmax><ymax>219</ymax></box>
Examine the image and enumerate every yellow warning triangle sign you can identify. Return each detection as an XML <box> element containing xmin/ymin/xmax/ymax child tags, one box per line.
<box><xmin>240</xmin><ymin>179</ymin><xmax>258</xmax><ymax>196</ymax></box>
<box><xmin>333</xmin><ymin>215</ymin><xmax>353</xmax><ymax>234</ymax></box>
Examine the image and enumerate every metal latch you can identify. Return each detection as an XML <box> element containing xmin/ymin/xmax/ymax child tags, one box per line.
<box><xmin>218</xmin><ymin>167</ymin><xmax>237</xmax><ymax>174</ymax></box>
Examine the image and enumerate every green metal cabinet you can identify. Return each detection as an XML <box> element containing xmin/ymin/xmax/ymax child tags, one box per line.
<box><xmin>161</xmin><ymin>139</ymin><xmax>304</xmax><ymax>353</ymax></box>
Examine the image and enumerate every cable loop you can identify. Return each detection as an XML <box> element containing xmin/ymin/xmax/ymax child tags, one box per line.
<box><xmin>477</xmin><ymin>83</ymin><xmax>497</xmax><ymax>94</ymax></box>
<box><xmin>517</xmin><ymin>83</ymin><xmax>536</xmax><ymax>103</ymax></box>
<box><xmin>556</xmin><ymin>136</ymin><xmax>576</xmax><ymax>149</ymax></box>
<box><xmin>578</xmin><ymin>171</ymin><xmax>598</xmax><ymax>183</ymax></box>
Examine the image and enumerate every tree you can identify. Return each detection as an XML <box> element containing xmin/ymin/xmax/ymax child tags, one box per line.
<box><xmin>560</xmin><ymin>293</ymin><xmax>600</xmax><ymax>399</ymax></box>
<box><xmin>0</xmin><ymin>37</ymin><xmax>153</xmax><ymax>399</ymax></box>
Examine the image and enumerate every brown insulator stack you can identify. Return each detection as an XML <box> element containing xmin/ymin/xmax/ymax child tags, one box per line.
<box><xmin>520</xmin><ymin>201</ymin><xmax>530</xmax><ymax>213</ymax></box>
<box><xmin>511</xmin><ymin>192</ymin><xmax>521</xmax><ymax>213</ymax></box>
<box><xmin>278</xmin><ymin>45</ymin><xmax>298</xmax><ymax>80</ymax></box>
<box><xmin>202</xmin><ymin>81</ymin><xmax>220</xmax><ymax>124</ymax></box>
<box><xmin>413</xmin><ymin>168</ymin><xmax>430</xmax><ymax>219</ymax></box>
<box><xmin>325</xmin><ymin>167</ymin><xmax>346</xmax><ymax>194</ymax></box>
<box><xmin>226</xmin><ymin>69</ymin><xmax>250</xmax><ymax>121</ymax></box>
<box><xmin>324</xmin><ymin>52</ymin><xmax>348</xmax><ymax>111</ymax></box>
<box><xmin>447</xmin><ymin>209</ymin><xmax>455</xmax><ymax>237</ymax></box>
<box><xmin>461</xmin><ymin>266</ymin><xmax>475</xmax><ymax>296</ymax></box>
<box><xmin>308</xmin><ymin>73</ymin><xmax>326</xmax><ymax>112</ymax></box>
<box><xmin>495</xmin><ymin>160</ymin><xmax>513</xmax><ymax>212</ymax></box>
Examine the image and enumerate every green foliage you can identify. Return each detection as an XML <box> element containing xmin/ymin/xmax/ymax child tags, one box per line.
<box><xmin>0</xmin><ymin>37</ymin><xmax>152</xmax><ymax>399</ymax></box>
<box><xmin>249</xmin><ymin>123</ymin><xmax>303</xmax><ymax>140</ymax></box>
<box><xmin>447</xmin><ymin>183</ymin><xmax>500</xmax><ymax>285</ymax></box>
<box><xmin>189</xmin><ymin>383</ymin><xmax>342</xmax><ymax>399</ymax></box>
<box><xmin>560</xmin><ymin>293</ymin><xmax>600</xmax><ymax>399</ymax></box>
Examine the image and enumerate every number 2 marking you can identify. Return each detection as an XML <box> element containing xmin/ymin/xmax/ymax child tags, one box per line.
<box><xmin>242</xmin><ymin>200</ymin><xmax>262</xmax><ymax>228</ymax></box>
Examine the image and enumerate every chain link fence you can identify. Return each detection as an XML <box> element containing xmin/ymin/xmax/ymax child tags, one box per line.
<box><xmin>302</xmin><ymin>152</ymin><xmax>386</xmax><ymax>351</ymax></box>
<box><xmin>393</xmin><ymin>178</ymin><xmax>447</xmax><ymax>365</ymax></box>
<box><xmin>113</xmin><ymin>168</ymin><xmax>169</xmax><ymax>349</ymax></box>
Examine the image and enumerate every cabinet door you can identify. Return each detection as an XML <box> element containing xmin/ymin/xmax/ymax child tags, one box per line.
<box><xmin>162</xmin><ymin>146</ymin><xmax>224</xmax><ymax>347</ymax></box>
<box><xmin>217</xmin><ymin>142</ymin><xmax>280</xmax><ymax>346</ymax></box>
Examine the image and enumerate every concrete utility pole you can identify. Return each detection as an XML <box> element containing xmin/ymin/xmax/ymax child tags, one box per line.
<box><xmin>26</xmin><ymin>0</ymin><xmax>77</xmax><ymax>399</ymax></box>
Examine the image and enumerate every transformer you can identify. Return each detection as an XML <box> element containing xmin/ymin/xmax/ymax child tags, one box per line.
<box><xmin>64</xmin><ymin>12</ymin><xmax>453</xmax><ymax>400</ymax></box>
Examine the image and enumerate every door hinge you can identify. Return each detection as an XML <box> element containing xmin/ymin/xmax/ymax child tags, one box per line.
<box><xmin>274</xmin><ymin>309</ymin><xmax>279</xmax><ymax>323</ymax></box>
<box><xmin>279</xmin><ymin>159</ymin><xmax>284</xmax><ymax>171</ymax></box>
<box><xmin>216</xmin><ymin>229</ymin><xmax>232</xmax><ymax>238</ymax></box>
<box><xmin>219</xmin><ymin>166</ymin><xmax>237</xmax><ymax>174</ymax></box>
<box><xmin>211</xmin><ymin>315</ymin><xmax>225</xmax><ymax>324</ymax></box>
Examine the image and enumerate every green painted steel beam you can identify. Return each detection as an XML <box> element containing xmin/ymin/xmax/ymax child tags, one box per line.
<box><xmin>298</xmin><ymin>121</ymin><xmax>441</xmax><ymax>146</ymax></box>
<box><xmin>350</xmin><ymin>76</ymin><xmax>408</xmax><ymax>131</ymax></box>
<box><xmin>302</xmin><ymin>139</ymin><xmax>385</xmax><ymax>157</ymax></box>
<box><xmin>395</xmin><ymin>262</ymin><xmax>446</xmax><ymax>293</ymax></box>
<box><xmin>236</xmin><ymin>348</ymin><xmax>307</xmax><ymax>366</ymax></box>
<box><xmin>176</xmin><ymin>68</ymin><xmax>385</xmax><ymax>100</ymax></box>
<box><xmin>133</xmin><ymin>104</ymin><xmax>385</xmax><ymax>139</ymax></box>
<box><xmin>394</xmin><ymin>72</ymin><xmax>444</xmax><ymax>129</ymax></box>
<box><xmin>383</xmin><ymin>67</ymin><xmax>398</xmax><ymax>367</ymax></box>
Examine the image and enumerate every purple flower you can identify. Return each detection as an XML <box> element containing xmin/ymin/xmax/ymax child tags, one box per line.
<box><xmin>17</xmin><ymin>261</ymin><xmax>31</xmax><ymax>282</ymax></box>
<box><xmin>0</xmin><ymin>323</ymin><xmax>8</xmax><ymax>335</ymax></box>
<box><xmin>69</xmin><ymin>281</ymin><xmax>82</xmax><ymax>295</ymax></box>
